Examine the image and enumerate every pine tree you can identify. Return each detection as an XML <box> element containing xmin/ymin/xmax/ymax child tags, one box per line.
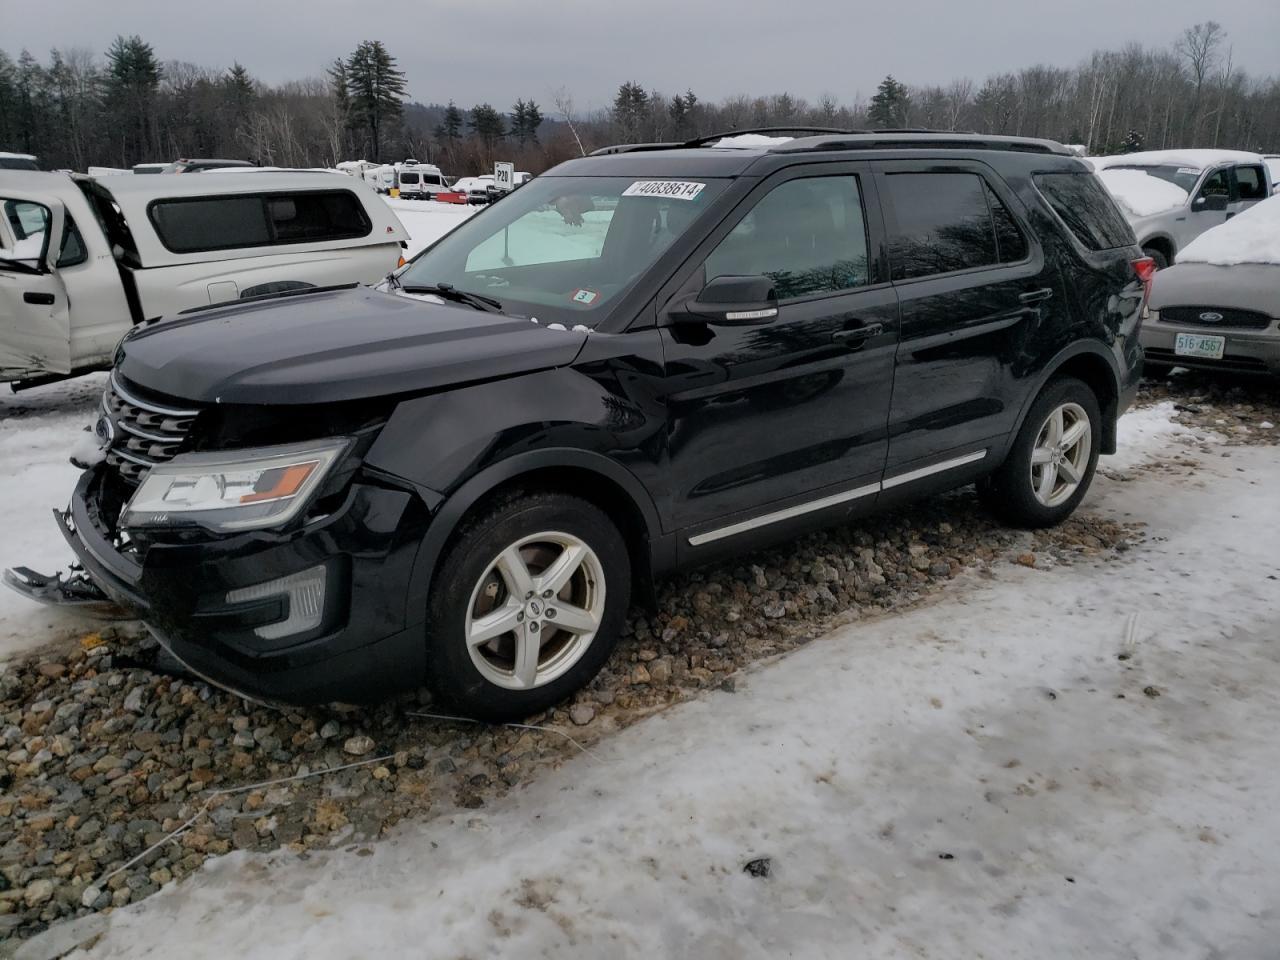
<box><xmin>522</xmin><ymin>99</ymin><xmax>542</xmax><ymax>143</ymax></box>
<box><xmin>510</xmin><ymin>99</ymin><xmax>528</xmax><ymax>145</ymax></box>
<box><xmin>104</xmin><ymin>35</ymin><xmax>161</xmax><ymax>164</ymax></box>
<box><xmin>344</xmin><ymin>40</ymin><xmax>406</xmax><ymax>160</ymax></box>
<box><xmin>433</xmin><ymin>99</ymin><xmax>463</xmax><ymax>142</ymax></box>
<box><xmin>669</xmin><ymin>90</ymin><xmax>698</xmax><ymax>139</ymax></box>
<box><xmin>868</xmin><ymin>75</ymin><xmax>910</xmax><ymax>128</ymax></box>
<box><xmin>469</xmin><ymin>103</ymin><xmax>506</xmax><ymax>145</ymax></box>
<box><xmin>612</xmin><ymin>81</ymin><xmax>649</xmax><ymax>140</ymax></box>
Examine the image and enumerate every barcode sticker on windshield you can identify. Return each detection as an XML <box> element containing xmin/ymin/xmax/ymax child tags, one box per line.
<box><xmin>623</xmin><ymin>180</ymin><xmax>706</xmax><ymax>201</ymax></box>
<box><xmin>1177</xmin><ymin>167</ymin><xmax>1200</xmax><ymax>175</ymax></box>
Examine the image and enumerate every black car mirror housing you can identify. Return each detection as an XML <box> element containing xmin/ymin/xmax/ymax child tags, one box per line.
<box><xmin>681</xmin><ymin>275</ymin><xmax>779</xmax><ymax>326</ymax></box>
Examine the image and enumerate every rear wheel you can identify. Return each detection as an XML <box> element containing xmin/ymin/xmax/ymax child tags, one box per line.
<box><xmin>979</xmin><ymin>377</ymin><xmax>1101</xmax><ymax>528</ymax></box>
<box><xmin>425</xmin><ymin>492</ymin><xmax>630</xmax><ymax>721</ymax></box>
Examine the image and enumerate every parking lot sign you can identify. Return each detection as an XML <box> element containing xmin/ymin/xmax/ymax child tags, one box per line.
<box><xmin>494</xmin><ymin>161</ymin><xmax>515</xmax><ymax>192</ymax></box>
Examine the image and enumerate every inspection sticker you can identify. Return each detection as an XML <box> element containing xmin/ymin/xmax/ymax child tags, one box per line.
<box><xmin>622</xmin><ymin>180</ymin><xmax>706</xmax><ymax>200</ymax></box>
<box><xmin>571</xmin><ymin>288</ymin><xmax>599</xmax><ymax>305</ymax></box>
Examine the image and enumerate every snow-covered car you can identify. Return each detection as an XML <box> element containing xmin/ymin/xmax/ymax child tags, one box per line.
<box><xmin>1142</xmin><ymin>195</ymin><xmax>1280</xmax><ymax>378</ymax></box>
<box><xmin>396</xmin><ymin>161</ymin><xmax>449</xmax><ymax>200</ymax></box>
<box><xmin>363</xmin><ymin>164</ymin><xmax>397</xmax><ymax>194</ymax></box>
<box><xmin>0</xmin><ymin>152</ymin><xmax>40</xmax><ymax>171</ymax></box>
<box><xmin>452</xmin><ymin>175</ymin><xmax>498</xmax><ymax>204</ymax></box>
<box><xmin>1089</xmin><ymin>150</ymin><xmax>1272</xmax><ymax>268</ymax></box>
<box><xmin>0</xmin><ymin>170</ymin><xmax>408</xmax><ymax>387</ymax></box>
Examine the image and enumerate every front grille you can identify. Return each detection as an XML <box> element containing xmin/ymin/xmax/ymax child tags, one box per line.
<box><xmin>102</xmin><ymin>373</ymin><xmax>200</xmax><ymax>483</ymax></box>
<box><xmin>1159</xmin><ymin>306</ymin><xmax>1275</xmax><ymax>330</ymax></box>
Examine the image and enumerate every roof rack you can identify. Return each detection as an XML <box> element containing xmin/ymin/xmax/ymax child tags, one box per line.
<box><xmin>590</xmin><ymin>129</ymin><xmax>1072</xmax><ymax>158</ymax></box>
<box><xmin>772</xmin><ymin>132</ymin><xmax>1071</xmax><ymax>156</ymax></box>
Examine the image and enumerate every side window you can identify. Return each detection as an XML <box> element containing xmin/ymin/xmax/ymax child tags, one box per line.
<box><xmin>885</xmin><ymin>172</ymin><xmax>999</xmax><ymax>280</ymax></box>
<box><xmin>1197</xmin><ymin>169</ymin><xmax>1230</xmax><ymax>200</ymax></box>
<box><xmin>984</xmin><ymin>183</ymin><xmax>1028</xmax><ymax>263</ymax></box>
<box><xmin>56</xmin><ymin>216</ymin><xmax>88</xmax><ymax>268</ymax></box>
<box><xmin>1033</xmin><ymin>173</ymin><xmax>1134</xmax><ymax>250</ymax></box>
<box><xmin>1</xmin><ymin>199</ymin><xmax>51</xmax><ymax>265</ymax></box>
<box><xmin>150</xmin><ymin>191</ymin><xmax>371</xmax><ymax>253</ymax></box>
<box><xmin>704</xmin><ymin>176</ymin><xmax>870</xmax><ymax>300</ymax></box>
<box><xmin>1234</xmin><ymin>165</ymin><xmax>1267</xmax><ymax>201</ymax></box>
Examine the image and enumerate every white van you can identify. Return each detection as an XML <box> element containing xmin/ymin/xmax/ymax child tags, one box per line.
<box><xmin>396</xmin><ymin>161</ymin><xmax>448</xmax><ymax>200</ymax></box>
<box><xmin>363</xmin><ymin>164</ymin><xmax>397</xmax><ymax>194</ymax></box>
<box><xmin>0</xmin><ymin>170</ymin><xmax>408</xmax><ymax>387</ymax></box>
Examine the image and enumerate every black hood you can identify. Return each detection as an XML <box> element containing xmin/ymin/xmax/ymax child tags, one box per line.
<box><xmin>115</xmin><ymin>287</ymin><xmax>588</xmax><ymax>405</ymax></box>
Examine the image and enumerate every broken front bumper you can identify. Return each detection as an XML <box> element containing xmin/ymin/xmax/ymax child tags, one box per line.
<box><xmin>58</xmin><ymin>464</ymin><xmax>433</xmax><ymax>704</ymax></box>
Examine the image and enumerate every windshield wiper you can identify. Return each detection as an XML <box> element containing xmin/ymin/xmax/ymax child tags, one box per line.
<box><xmin>400</xmin><ymin>283</ymin><xmax>504</xmax><ymax>314</ymax></box>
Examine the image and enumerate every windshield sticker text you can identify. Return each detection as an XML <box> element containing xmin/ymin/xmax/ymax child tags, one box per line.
<box><xmin>571</xmin><ymin>289</ymin><xmax>599</xmax><ymax>305</ymax></box>
<box><xmin>622</xmin><ymin>180</ymin><xmax>707</xmax><ymax>201</ymax></box>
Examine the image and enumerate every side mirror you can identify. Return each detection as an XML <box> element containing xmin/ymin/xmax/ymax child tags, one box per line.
<box><xmin>681</xmin><ymin>275</ymin><xmax>779</xmax><ymax>326</ymax></box>
<box><xmin>1193</xmin><ymin>194</ymin><xmax>1229</xmax><ymax>212</ymax></box>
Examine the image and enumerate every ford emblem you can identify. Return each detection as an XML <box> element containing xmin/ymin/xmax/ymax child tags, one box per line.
<box><xmin>94</xmin><ymin>414</ymin><xmax>116</xmax><ymax>450</ymax></box>
<box><xmin>1198</xmin><ymin>311</ymin><xmax>1223</xmax><ymax>323</ymax></box>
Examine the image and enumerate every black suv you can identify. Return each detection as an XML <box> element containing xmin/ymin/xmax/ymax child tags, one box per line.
<box><xmin>59</xmin><ymin>131</ymin><xmax>1149</xmax><ymax>720</ymax></box>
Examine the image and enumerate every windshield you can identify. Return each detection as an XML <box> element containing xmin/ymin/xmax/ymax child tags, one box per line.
<box><xmin>1106</xmin><ymin>164</ymin><xmax>1201</xmax><ymax>194</ymax></box>
<box><xmin>397</xmin><ymin>175</ymin><xmax>728</xmax><ymax>325</ymax></box>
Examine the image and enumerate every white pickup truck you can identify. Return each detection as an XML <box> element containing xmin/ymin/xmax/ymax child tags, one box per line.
<box><xmin>1089</xmin><ymin>149</ymin><xmax>1273</xmax><ymax>268</ymax></box>
<box><xmin>0</xmin><ymin>170</ymin><xmax>408</xmax><ymax>388</ymax></box>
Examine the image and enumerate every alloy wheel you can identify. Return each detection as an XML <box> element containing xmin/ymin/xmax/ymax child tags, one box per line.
<box><xmin>1030</xmin><ymin>401</ymin><xmax>1092</xmax><ymax>508</ymax></box>
<box><xmin>464</xmin><ymin>531</ymin><xmax>607</xmax><ymax>690</ymax></box>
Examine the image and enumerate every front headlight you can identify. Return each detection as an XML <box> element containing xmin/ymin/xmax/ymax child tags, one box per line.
<box><xmin>122</xmin><ymin>438</ymin><xmax>351</xmax><ymax>533</ymax></box>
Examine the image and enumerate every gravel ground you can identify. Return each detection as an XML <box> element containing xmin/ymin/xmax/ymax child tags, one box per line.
<box><xmin>1138</xmin><ymin>369</ymin><xmax>1280</xmax><ymax>444</ymax></box>
<box><xmin>0</xmin><ymin>488</ymin><xmax>1142</xmax><ymax>944</ymax></box>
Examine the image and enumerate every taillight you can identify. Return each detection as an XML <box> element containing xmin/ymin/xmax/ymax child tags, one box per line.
<box><xmin>1132</xmin><ymin>256</ymin><xmax>1156</xmax><ymax>302</ymax></box>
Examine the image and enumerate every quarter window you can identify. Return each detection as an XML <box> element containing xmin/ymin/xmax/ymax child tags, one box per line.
<box><xmin>885</xmin><ymin>172</ymin><xmax>1015</xmax><ymax>280</ymax></box>
<box><xmin>149</xmin><ymin>190</ymin><xmax>372</xmax><ymax>253</ymax></box>
<box><xmin>704</xmin><ymin>176</ymin><xmax>871</xmax><ymax>300</ymax></box>
<box><xmin>1033</xmin><ymin>173</ymin><xmax>1134</xmax><ymax>250</ymax></box>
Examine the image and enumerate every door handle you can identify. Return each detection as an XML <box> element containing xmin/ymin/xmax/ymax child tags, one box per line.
<box><xmin>1018</xmin><ymin>288</ymin><xmax>1053</xmax><ymax>305</ymax></box>
<box><xmin>832</xmin><ymin>323</ymin><xmax>884</xmax><ymax>346</ymax></box>
<box><xmin>23</xmin><ymin>291</ymin><xmax>56</xmax><ymax>306</ymax></box>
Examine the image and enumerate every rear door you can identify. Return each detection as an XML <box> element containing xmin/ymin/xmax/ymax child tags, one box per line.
<box><xmin>0</xmin><ymin>191</ymin><xmax>71</xmax><ymax>378</ymax></box>
<box><xmin>876</xmin><ymin>160</ymin><xmax>1055</xmax><ymax>478</ymax></box>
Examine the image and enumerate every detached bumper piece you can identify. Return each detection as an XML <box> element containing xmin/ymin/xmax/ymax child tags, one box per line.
<box><xmin>1</xmin><ymin>562</ymin><xmax>132</xmax><ymax>620</ymax></box>
<box><xmin>55</xmin><ymin>463</ymin><xmax>434</xmax><ymax>705</ymax></box>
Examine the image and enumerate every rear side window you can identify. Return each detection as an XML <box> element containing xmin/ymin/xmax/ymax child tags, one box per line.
<box><xmin>1234</xmin><ymin>165</ymin><xmax>1267</xmax><ymax>200</ymax></box>
<box><xmin>399</xmin><ymin>172</ymin><xmax>420</xmax><ymax>184</ymax></box>
<box><xmin>1033</xmin><ymin>173</ymin><xmax>1134</xmax><ymax>251</ymax></box>
<box><xmin>885</xmin><ymin>172</ymin><xmax>1018</xmax><ymax>280</ymax></box>
<box><xmin>149</xmin><ymin>191</ymin><xmax>371</xmax><ymax>253</ymax></box>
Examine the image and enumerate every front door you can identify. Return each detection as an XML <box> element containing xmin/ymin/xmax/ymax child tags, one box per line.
<box><xmin>876</xmin><ymin>161</ymin><xmax>1056</xmax><ymax>475</ymax></box>
<box><xmin>659</xmin><ymin>164</ymin><xmax>898</xmax><ymax>544</ymax></box>
<box><xmin>1229</xmin><ymin>163</ymin><xmax>1269</xmax><ymax>218</ymax></box>
<box><xmin>0</xmin><ymin>192</ymin><xmax>71</xmax><ymax>379</ymax></box>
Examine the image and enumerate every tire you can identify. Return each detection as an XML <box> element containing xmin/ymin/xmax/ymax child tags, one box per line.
<box><xmin>1142</xmin><ymin>246</ymin><xmax>1169</xmax><ymax>270</ymax></box>
<box><xmin>979</xmin><ymin>377</ymin><xmax>1102</xmax><ymax>528</ymax></box>
<box><xmin>424</xmin><ymin>492</ymin><xmax>631</xmax><ymax>721</ymax></box>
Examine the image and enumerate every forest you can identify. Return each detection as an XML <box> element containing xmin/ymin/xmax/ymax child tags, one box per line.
<box><xmin>1</xmin><ymin>22</ymin><xmax>1277</xmax><ymax>177</ymax></box>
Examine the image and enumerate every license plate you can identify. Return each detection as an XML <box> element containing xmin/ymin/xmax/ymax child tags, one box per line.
<box><xmin>1174</xmin><ymin>332</ymin><xmax>1225</xmax><ymax>360</ymax></box>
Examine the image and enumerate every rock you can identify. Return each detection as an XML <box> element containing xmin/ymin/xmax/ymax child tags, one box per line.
<box><xmin>23</xmin><ymin>879</ymin><xmax>54</xmax><ymax>907</ymax></box>
<box><xmin>648</xmin><ymin>658</ymin><xmax>673</xmax><ymax>685</ymax></box>
<box><xmin>1016</xmin><ymin>553</ymin><xmax>1037</xmax><ymax>568</ymax></box>
<box><xmin>371</xmin><ymin>766</ymin><xmax>391</xmax><ymax>781</ymax></box>
<box><xmin>122</xmin><ymin>685</ymin><xmax>148</xmax><ymax>714</ymax></box>
<box><xmin>79</xmin><ymin>885</ymin><xmax>101</xmax><ymax>909</ymax></box>
<box><xmin>569</xmin><ymin>704</ymin><xmax>595</xmax><ymax>726</ymax></box>
<box><xmin>232</xmin><ymin>731</ymin><xmax>255</xmax><ymax>749</ymax></box>
<box><xmin>319</xmin><ymin>721</ymin><xmax>341</xmax><ymax>740</ymax></box>
<box><xmin>629</xmin><ymin>664</ymin><xmax>651</xmax><ymax>685</ymax></box>
<box><xmin>35</xmin><ymin>663</ymin><xmax>66</xmax><ymax>680</ymax></box>
<box><xmin>343</xmin><ymin>736</ymin><xmax>376</xmax><ymax>757</ymax></box>
<box><xmin>743</xmin><ymin>857</ymin><xmax>771</xmax><ymax>878</ymax></box>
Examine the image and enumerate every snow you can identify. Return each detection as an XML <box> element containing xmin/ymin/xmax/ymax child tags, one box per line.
<box><xmin>1095</xmin><ymin>168</ymin><xmax>1188</xmax><ymax>218</ymax></box>
<box><xmin>67</xmin><ymin>421</ymin><xmax>1280</xmax><ymax>958</ymax></box>
<box><xmin>1102</xmin><ymin>400</ymin><xmax>1205</xmax><ymax>472</ymax></box>
<box><xmin>1089</xmin><ymin>149</ymin><xmax>1265</xmax><ymax>172</ymax></box>
<box><xmin>711</xmin><ymin>134</ymin><xmax>794</xmax><ymax>148</ymax></box>
<box><xmin>381</xmin><ymin>197</ymin><xmax>475</xmax><ymax>257</ymax></box>
<box><xmin>1178</xmin><ymin>194</ymin><xmax>1280</xmax><ymax>266</ymax></box>
<box><xmin>1267</xmin><ymin>157</ymin><xmax>1280</xmax><ymax>187</ymax></box>
<box><xmin>0</xmin><ymin>374</ymin><xmax>110</xmax><ymax>661</ymax></box>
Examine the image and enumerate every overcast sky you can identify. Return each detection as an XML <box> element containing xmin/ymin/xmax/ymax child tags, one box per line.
<box><xmin>3</xmin><ymin>0</ymin><xmax>1277</xmax><ymax>110</ymax></box>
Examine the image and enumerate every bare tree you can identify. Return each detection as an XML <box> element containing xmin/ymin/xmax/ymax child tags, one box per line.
<box><xmin>552</xmin><ymin>86</ymin><xmax>585</xmax><ymax>157</ymax></box>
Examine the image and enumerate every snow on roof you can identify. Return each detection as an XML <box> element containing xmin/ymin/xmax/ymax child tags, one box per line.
<box><xmin>0</xmin><ymin>151</ymin><xmax>37</xmax><ymax>160</ymax></box>
<box><xmin>711</xmin><ymin>134</ymin><xmax>795</xmax><ymax>149</ymax></box>
<box><xmin>1178</xmin><ymin>194</ymin><xmax>1280</xmax><ymax>266</ymax></box>
<box><xmin>1090</xmin><ymin>148</ymin><xmax>1264</xmax><ymax>172</ymax></box>
<box><xmin>98</xmin><ymin>169</ymin><xmax>352</xmax><ymax>196</ymax></box>
<box><xmin>1096</xmin><ymin>168</ymin><xmax>1188</xmax><ymax>218</ymax></box>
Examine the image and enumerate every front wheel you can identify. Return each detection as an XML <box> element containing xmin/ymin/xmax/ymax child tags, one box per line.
<box><xmin>424</xmin><ymin>492</ymin><xmax>631</xmax><ymax>721</ymax></box>
<box><xmin>1142</xmin><ymin>246</ymin><xmax>1169</xmax><ymax>270</ymax></box>
<box><xmin>979</xmin><ymin>377</ymin><xmax>1101</xmax><ymax>528</ymax></box>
